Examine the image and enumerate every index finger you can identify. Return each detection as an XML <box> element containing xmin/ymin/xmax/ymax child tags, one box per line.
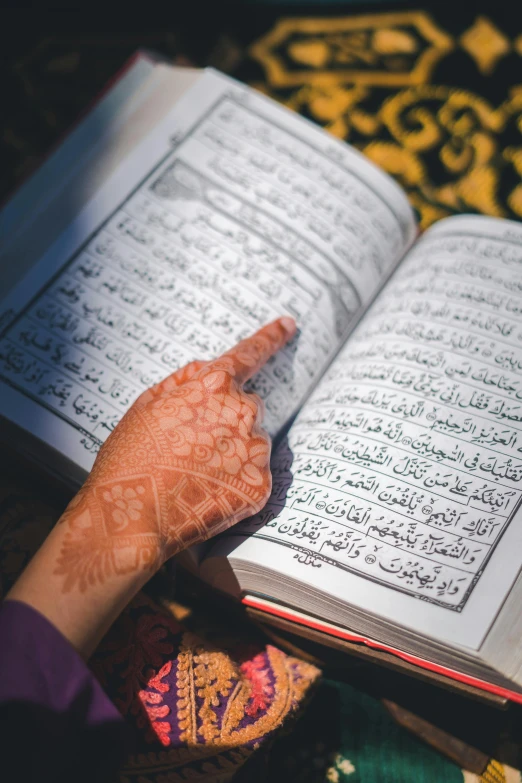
<box><xmin>214</xmin><ymin>317</ymin><xmax>297</xmax><ymax>385</ymax></box>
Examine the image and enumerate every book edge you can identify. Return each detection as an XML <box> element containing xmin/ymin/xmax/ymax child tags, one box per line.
<box><xmin>242</xmin><ymin>595</ymin><xmax>522</xmax><ymax>705</ymax></box>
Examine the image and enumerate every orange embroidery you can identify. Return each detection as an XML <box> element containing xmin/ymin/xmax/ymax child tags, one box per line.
<box><xmin>53</xmin><ymin>318</ymin><xmax>296</xmax><ymax>592</ymax></box>
<box><xmin>86</xmin><ymin>594</ymin><xmax>321</xmax><ymax>780</ymax></box>
<box><xmin>193</xmin><ymin>646</ymin><xmax>238</xmax><ymax>743</ymax></box>
<box><xmin>173</xmin><ymin>637</ymin><xmax>320</xmax><ymax>750</ymax></box>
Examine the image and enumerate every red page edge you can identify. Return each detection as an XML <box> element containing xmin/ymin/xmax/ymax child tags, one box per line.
<box><xmin>242</xmin><ymin>595</ymin><xmax>522</xmax><ymax>705</ymax></box>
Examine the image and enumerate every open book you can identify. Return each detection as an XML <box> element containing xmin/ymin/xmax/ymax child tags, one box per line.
<box><xmin>2</xmin><ymin>53</ymin><xmax>522</xmax><ymax>703</ymax></box>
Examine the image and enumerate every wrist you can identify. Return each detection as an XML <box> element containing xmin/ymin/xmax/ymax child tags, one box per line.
<box><xmin>7</xmin><ymin>486</ymin><xmax>160</xmax><ymax>658</ymax></box>
<box><xmin>58</xmin><ymin>477</ymin><xmax>168</xmax><ymax>590</ymax></box>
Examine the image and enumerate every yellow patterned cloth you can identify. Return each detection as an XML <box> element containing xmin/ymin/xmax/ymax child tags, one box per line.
<box><xmin>244</xmin><ymin>10</ymin><xmax>522</xmax><ymax>230</ymax></box>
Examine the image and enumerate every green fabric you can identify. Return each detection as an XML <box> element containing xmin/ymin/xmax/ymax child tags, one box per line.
<box><xmin>330</xmin><ymin>681</ymin><xmax>463</xmax><ymax>782</ymax></box>
<box><xmin>248</xmin><ymin>680</ymin><xmax>464</xmax><ymax>781</ymax></box>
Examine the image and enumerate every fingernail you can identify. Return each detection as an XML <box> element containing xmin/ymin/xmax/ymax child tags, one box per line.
<box><xmin>280</xmin><ymin>316</ymin><xmax>297</xmax><ymax>336</ymax></box>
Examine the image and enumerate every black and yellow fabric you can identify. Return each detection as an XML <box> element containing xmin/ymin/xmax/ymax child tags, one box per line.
<box><xmin>236</xmin><ymin>6</ymin><xmax>522</xmax><ymax>230</ymax></box>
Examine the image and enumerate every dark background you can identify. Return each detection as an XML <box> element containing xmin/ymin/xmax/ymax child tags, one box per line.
<box><xmin>1</xmin><ymin>1</ymin><xmax>521</xmax><ymax>202</ymax></box>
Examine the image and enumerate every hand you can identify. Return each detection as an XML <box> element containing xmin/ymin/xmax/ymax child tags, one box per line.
<box><xmin>53</xmin><ymin>317</ymin><xmax>297</xmax><ymax>592</ymax></box>
<box><xmin>8</xmin><ymin>317</ymin><xmax>296</xmax><ymax>656</ymax></box>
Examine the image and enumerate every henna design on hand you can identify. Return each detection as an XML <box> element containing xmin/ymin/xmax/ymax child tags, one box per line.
<box><xmin>53</xmin><ymin>318</ymin><xmax>297</xmax><ymax>592</ymax></box>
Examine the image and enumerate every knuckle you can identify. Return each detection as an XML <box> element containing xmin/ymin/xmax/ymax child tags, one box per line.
<box><xmin>135</xmin><ymin>387</ymin><xmax>155</xmax><ymax>407</ymax></box>
<box><xmin>256</xmin><ymin>425</ymin><xmax>271</xmax><ymax>443</ymax></box>
<box><xmin>244</xmin><ymin>390</ymin><xmax>265</xmax><ymax>416</ymax></box>
<box><xmin>251</xmin><ymin>392</ymin><xmax>264</xmax><ymax>408</ymax></box>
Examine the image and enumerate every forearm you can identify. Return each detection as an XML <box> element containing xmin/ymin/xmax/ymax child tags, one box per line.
<box><xmin>6</xmin><ymin>483</ymin><xmax>162</xmax><ymax>659</ymax></box>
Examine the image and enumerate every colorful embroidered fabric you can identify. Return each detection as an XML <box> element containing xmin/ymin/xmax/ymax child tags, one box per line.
<box><xmin>91</xmin><ymin>594</ymin><xmax>319</xmax><ymax>782</ymax></box>
<box><xmin>0</xmin><ymin>472</ymin><xmax>320</xmax><ymax>782</ymax></box>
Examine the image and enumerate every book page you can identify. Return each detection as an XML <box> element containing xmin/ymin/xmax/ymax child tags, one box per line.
<box><xmin>0</xmin><ymin>69</ymin><xmax>415</xmax><ymax>476</ymax></box>
<box><xmin>229</xmin><ymin>216</ymin><xmax>522</xmax><ymax>650</ymax></box>
<box><xmin>0</xmin><ymin>64</ymin><xmax>201</xmax><ymax>296</ymax></box>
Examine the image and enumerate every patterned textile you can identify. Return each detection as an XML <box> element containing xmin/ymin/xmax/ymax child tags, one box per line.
<box><xmin>239</xmin><ymin>7</ymin><xmax>522</xmax><ymax>231</ymax></box>
<box><xmin>93</xmin><ymin>596</ymin><xmax>318</xmax><ymax>782</ymax></box>
<box><xmin>0</xmin><ymin>471</ymin><xmax>319</xmax><ymax>782</ymax></box>
<box><xmin>2</xmin><ymin>4</ymin><xmax>522</xmax><ymax>781</ymax></box>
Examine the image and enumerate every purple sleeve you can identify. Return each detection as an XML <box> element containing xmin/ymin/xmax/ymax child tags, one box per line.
<box><xmin>0</xmin><ymin>600</ymin><xmax>129</xmax><ymax>782</ymax></box>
